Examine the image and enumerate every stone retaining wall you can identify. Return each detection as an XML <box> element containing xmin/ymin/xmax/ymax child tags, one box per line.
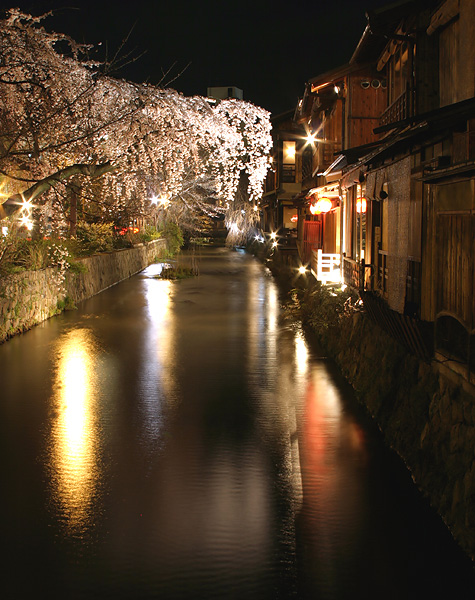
<box><xmin>0</xmin><ymin>239</ymin><xmax>166</xmax><ymax>344</ymax></box>
<box><xmin>323</xmin><ymin>311</ymin><xmax>475</xmax><ymax>561</ymax></box>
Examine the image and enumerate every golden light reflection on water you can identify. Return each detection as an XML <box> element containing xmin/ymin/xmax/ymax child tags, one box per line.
<box><xmin>294</xmin><ymin>331</ymin><xmax>308</xmax><ymax>376</ymax></box>
<box><xmin>144</xmin><ymin>277</ymin><xmax>175</xmax><ymax>396</ymax></box>
<box><xmin>50</xmin><ymin>328</ymin><xmax>100</xmax><ymax>534</ymax></box>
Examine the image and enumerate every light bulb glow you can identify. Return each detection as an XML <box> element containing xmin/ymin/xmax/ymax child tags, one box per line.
<box><xmin>310</xmin><ymin>197</ymin><xmax>332</xmax><ymax>215</ymax></box>
<box><xmin>356</xmin><ymin>198</ymin><xmax>367</xmax><ymax>213</ymax></box>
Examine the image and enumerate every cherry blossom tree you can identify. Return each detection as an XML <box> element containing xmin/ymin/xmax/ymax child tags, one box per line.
<box><xmin>0</xmin><ymin>9</ymin><xmax>272</xmax><ymax>243</ymax></box>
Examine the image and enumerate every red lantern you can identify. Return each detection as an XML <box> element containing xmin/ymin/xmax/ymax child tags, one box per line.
<box><xmin>309</xmin><ymin>196</ymin><xmax>332</xmax><ymax>215</ymax></box>
<box><xmin>316</xmin><ymin>197</ymin><xmax>332</xmax><ymax>213</ymax></box>
<box><xmin>309</xmin><ymin>202</ymin><xmax>320</xmax><ymax>215</ymax></box>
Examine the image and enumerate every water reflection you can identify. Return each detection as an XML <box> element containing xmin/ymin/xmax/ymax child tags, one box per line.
<box><xmin>49</xmin><ymin>328</ymin><xmax>101</xmax><ymax>535</ymax></box>
<box><xmin>1</xmin><ymin>249</ymin><xmax>473</xmax><ymax>598</ymax></box>
<box><xmin>138</xmin><ymin>272</ymin><xmax>176</xmax><ymax>452</ymax></box>
<box><xmin>298</xmin><ymin>366</ymin><xmax>369</xmax><ymax>597</ymax></box>
<box><xmin>294</xmin><ymin>330</ymin><xmax>308</xmax><ymax>376</ymax></box>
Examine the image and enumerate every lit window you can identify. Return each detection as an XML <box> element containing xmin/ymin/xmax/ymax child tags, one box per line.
<box><xmin>283</xmin><ymin>141</ymin><xmax>296</xmax><ymax>164</ymax></box>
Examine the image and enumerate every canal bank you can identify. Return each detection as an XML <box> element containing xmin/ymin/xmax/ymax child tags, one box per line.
<box><xmin>286</xmin><ymin>274</ymin><xmax>475</xmax><ymax>564</ymax></box>
<box><xmin>0</xmin><ymin>238</ymin><xmax>166</xmax><ymax>344</ymax></box>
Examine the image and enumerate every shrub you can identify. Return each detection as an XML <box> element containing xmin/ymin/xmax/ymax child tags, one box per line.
<box><xmin>157</xmin><ymin>265</ymin><xmax>196</xmax><ymax>280</ymax></box>
<box><xmin>76</xmin><ymin>222</ymin><xmax>114</xmax><ymax>254</ymax></box>
<box><xmin>161</xmin><ymin>222</ymin><xmax>184</xmax><ymax>255</ymax></box>
<box><xmin>15</xmin><ymin>239</ymin><xmax>50</xmax><ymax>270</ymax></box>
<box><xmin>140</xmin><ymin>225</ymin><xmax>162</xmax><ymax>243</ymax></box>
<box><xmin>67</xmin><ymin>258</ymin><xmax>88</xmax><ymax>274</ymax></box>
<box><xmin>289</xmin><ymin>281</ymin><xmax>360</xmax><ymax>332</ymax></box>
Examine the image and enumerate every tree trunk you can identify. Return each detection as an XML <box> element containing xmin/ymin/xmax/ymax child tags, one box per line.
<box><xmin>68</xmin><ymin>185</ymin><xmax>78</xmax><ymax>237</ymax></box>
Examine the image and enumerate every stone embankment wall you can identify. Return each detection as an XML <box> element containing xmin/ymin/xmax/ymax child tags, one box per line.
<box><xmin>0</xmin><ymin>239</ymin><xmax>166</xmax><ymax>344</ymax></box>
<box><xmin>321</xmin><ymin>311</ymin><xmax>475</xmax><ymax>561</ymax></box>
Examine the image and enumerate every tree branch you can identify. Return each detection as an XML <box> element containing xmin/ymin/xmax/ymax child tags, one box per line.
<box><xmin>3</xmin><ymin>161</ymin><xmax>115</xmax><ymax>215</ymax></box>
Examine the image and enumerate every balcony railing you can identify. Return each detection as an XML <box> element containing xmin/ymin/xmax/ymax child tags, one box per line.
<box><xmin>379</xmin><ymin>90</ymin><xmax>409</xmax><ymax>127</ymax></box>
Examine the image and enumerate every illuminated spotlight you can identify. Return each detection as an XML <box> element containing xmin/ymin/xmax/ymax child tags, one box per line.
<box><xmin>21</xmin><ymin>197</ymin><xmax>33</xmax><ymax>212</ymax></box>
<box><xmin>253</xmin><ymin>205</ymin><xmax>258</xmax><ymax>212</ymax></box>
<box><xmin>272</xmin><ymin>241</ymin><xmax>278</xmax><ymax>248</ymax></box>
<box><xmin>150</xmin><ymin>194</ymin><xmax>159</xmax><ymax>205</ymax></box>
<box><xmin>20</xmin><ymin>215</ymin><xmax>33</xmax><ymax>230</ymax></box>
<box><xmin>298</xmin><ymin>266</ymin><xmax>307</xmax><ymax>275</ymax></box>
<box><xmin>305</xmin><ymin>133</ymin><xmax>317</xmax><ymax>144</ymax></box>
<box><xmin>270</xmin><ymin>231</ymin><xmax>277</xmax><ymax>240</ymax></box>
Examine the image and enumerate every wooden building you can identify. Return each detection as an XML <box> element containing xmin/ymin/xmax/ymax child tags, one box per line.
<box><xmin>329</xmin><ymin>0</ymin><xmax>475</xmax><ymax>377</ymax></box>
<box><xmin>293</xmin><ymin>60</ymin><xmax>386</xmax><ymax>277</ymax></box>
<box><xmin>261</xmin><ymin>110</ymin><xmax>305</xmax><ymax>257</ymax></box>
<box><xmin>261</xmin><ymin>0</ymin><xmax>475</xmax><ymax>376</ymax></box>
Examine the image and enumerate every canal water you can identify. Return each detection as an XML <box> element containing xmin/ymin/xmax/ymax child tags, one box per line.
<box><xmin>1</xmin><ymin>247</ymin><xmax>474</xmax><ymax>599</ymax></box>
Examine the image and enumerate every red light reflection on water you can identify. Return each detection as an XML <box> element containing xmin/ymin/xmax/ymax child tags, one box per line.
<box><xmin>297</xmin><ymin>366</ymin><xmax>369</xmax><ymax>593</ymax></box>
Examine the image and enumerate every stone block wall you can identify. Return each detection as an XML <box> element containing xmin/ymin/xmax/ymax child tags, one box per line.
<box><xmin>0</xmin><ymin>239</ymin><xmax>166</xmax><ymax>344</ymax></box>
<box><xmin>0</xmin><ymin>268</ymin><xmax>63</xmax><ymax>342</ymax></box>
<box><xmin>65</xmin><ymin>239</ymin><xmax>166</xmax><ymax>305</ymax></box>
<box><xmin>324</xmin><ymin>311</ymin><xmax>475</xmax><ymax>561</ymax></box>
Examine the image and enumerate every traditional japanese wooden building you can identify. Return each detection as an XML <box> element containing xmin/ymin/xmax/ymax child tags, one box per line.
<box><xmin>261</xmin><ymin>110</ymin><xmax>305</xmax><ymax>257</ymax></box>
<box><xmin>293</xmin><ymin>58</ymin><xmax>387</xmax><ymax>278</ymax></box>
<box><xmin>331</xmin><ymin>0</ymin><xmax>475</xmax><ymax>376</ymax></box>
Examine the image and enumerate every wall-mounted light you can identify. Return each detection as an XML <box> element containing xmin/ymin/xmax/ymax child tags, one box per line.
<box><xmin>356</xmin><ymin>198</ymin><xmax>367</xmax><ymax>213</ymax></box>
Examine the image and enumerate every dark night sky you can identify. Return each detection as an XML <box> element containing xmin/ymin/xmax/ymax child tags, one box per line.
<box><xmin>1</xmin><ymin>0</ymin><xmax>393</xmax><ymax>114</ymax></box>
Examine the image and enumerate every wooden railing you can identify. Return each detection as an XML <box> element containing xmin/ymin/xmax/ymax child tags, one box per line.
<box><xmin>378</xmin><ymin>250</ymin><xmax>388</xmax><ymax>296</ymax></box>
<box><xmin>343</xmin><ymin>256</ymin><xmax>361</xmax><ymax>289</ymax></box>
<box><xmin>379</xmin><ymin>90</ymin><xmax>409</xmax><ymax>127</ymax></box>
<box><xmin>311</xmin><ymin>249</ymin><xmax>341</xmax><ymax>284</ymax></box>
